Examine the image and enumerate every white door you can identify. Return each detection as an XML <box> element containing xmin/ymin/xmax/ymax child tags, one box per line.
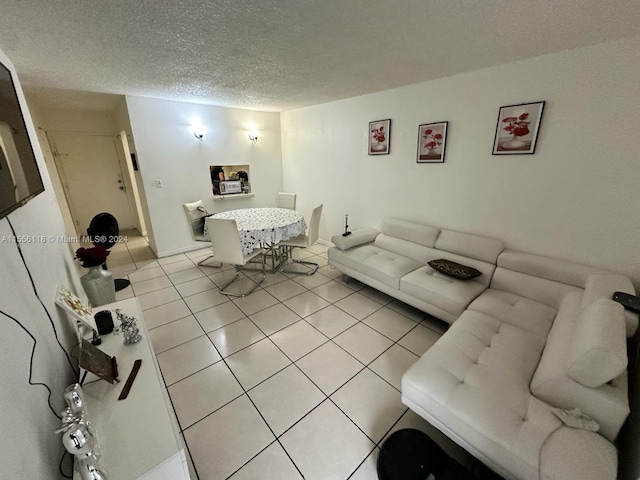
<box><xmin>51</xmin><ymin>133</ymin><xmax>135</xmax><ymax>235</ymax></box>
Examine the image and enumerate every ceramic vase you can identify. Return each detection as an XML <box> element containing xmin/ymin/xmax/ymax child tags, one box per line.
<box><xmin>80</xmin><ymin>266</ymin><xmax>115</xmax><ymax>307</ymax></box>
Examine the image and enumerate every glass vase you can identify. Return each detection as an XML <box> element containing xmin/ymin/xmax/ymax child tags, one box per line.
<box><xmin>80</xmin><ymin>266</ymin><xmax>116</xmax><ymax>307</ymax></box>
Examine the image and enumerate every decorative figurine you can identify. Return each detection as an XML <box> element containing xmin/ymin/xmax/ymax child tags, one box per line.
<box><xmin>56</xmin><ymin>384</ymin><xmax>107</xmax><ymax>480</ymax></box>
<box><xmin>342</xmin><ymin>213</ymin><xmax>351</xmax><ymax>236</ymax></box>
<box><xmin>115</xmin><ymin>309</ymin><xmax>142</xmax><ymax>344</ymax></box>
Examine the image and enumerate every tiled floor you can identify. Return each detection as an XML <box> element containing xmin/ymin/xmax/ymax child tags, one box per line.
<box><xmin>105</xmin><ymin>232</ymin><xmax>484</xmax><ymax>479</ymax></box>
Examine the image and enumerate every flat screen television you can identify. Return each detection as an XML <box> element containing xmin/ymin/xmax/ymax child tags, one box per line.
<box><xmin>0</xmin><ymin>60</ymin><xmax>44</xmax><ymax>219</ymax></box>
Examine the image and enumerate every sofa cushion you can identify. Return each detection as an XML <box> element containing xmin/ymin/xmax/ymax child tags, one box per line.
<box><xmin>400</xmin><ymin>267</ymin><xmax>486</xmax><ymax>318</ymax></box>
<box><xmin>530</xmin><ymin>292</ymin><xmax>630</xmax><ymax>442</ymax></box>
<box><xmin>402</xmin><ymin>309</ymin><xmax>554</xmax><ymax>478</ymax></box>
<box><xmin>467</xmin><ymin>289</ymin><xmax>556</xmax><ymax>339</ymax></box>
<box><xmin>428</xmin><ymin>259</ymin><xmax>482</xmax><ymax>280</ymax></box>
<box><xmin>434</xmin><ymin>229</ymin><xmax>503</xmax><ymax>264</ymax></box>
<box><xmin>328</xmin><ymin>244</ymin><xmax>422</xmax><ymax>289</ymax></box>
<box><xmin>581</xmin><ymin>274</ymin><xmax>639</xmax><ymax>337</ymax></box>
<box><xmin>566</xmin><ymin>298</ymin><xmax>627</xmax><ymax>388</ymax></box>
<box><xmin>380</xmin><ymin>217</ymin><xmax>439</xmax><ymax>247</ymax></box>
<box><xmin>331</xmin><ymin>228</ymin><xmax>379</xmax><ymax>251</ymax></box>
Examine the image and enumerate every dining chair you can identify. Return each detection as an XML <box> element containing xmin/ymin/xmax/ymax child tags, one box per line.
<box><xmin>277</xmin><ymin>192</ymin><xmax>297</xmax><ymax>210</ymax></box>
<box><xmin>279</xmin><ymin>204</ymin><xmax>323</xmax><ymax>275</ymax></box>
<box><xmin>182</xmin><ymin>200</ymin><xmax>220</xmax><ymax>267</ymax></box>
<box><xmin>205</xmin><ymin>217</ymin><xmax>266</xmax><ymax>297</ymax></box>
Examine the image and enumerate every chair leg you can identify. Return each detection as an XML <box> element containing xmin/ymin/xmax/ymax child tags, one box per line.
<box><xmin>197</xmin><ymin>254</ymin><xmax>222</xmax><ymax>268</ymax></box>
<box><xmin>279</xmin><ymin>247</ymin><xmax>319</xmax><ymax>275</ymax></box>
<box><xmin>218</xmin><ymin>254</ymin><xmax>266</xmax><ymax>298</ymax></box>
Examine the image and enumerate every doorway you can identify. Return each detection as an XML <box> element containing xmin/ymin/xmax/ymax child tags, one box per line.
<box><xmin>50</xmin><ymin>132</ymin><xmax>135</xmax><ymax>235</ymax></box>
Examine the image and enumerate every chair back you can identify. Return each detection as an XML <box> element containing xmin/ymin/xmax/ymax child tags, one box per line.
<box><xmin>307</xmin><ymin>204</ymin><xmax>323</xmax><ymax>246</ymax></box>
<box><xmin>206</xmin><ymin>217</ymin><xmax>246</xmax><ymax>265</ymax></box>
<box><xmin>183</xmin><ymin>200</ymin><xmax>208</xmax><ymax>241</ymax></box>
<box><xmin>277</xmin><ymin>192</ymin><xmax>297</xmax><ymax>210</ymax></box>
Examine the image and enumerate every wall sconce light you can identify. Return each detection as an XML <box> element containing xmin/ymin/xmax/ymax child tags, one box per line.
<box><xmin>193</xmin><ymin>124</ymin><xmax>206</xmax><ymax>141</ymax></box>
<box><xmin>248</xmin><ymin>130</ymin><xmax>259</xmax><ymax>143</ymax></box>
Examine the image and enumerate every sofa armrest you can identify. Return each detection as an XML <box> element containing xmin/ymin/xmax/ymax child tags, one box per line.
<box><xmin>331</xmin><ymin>228</ymin><xmax>379</xmax><ymax>250</ymax></box>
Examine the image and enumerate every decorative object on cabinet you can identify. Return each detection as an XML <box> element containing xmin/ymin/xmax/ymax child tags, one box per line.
<box><xmin>115</xmin><ymin>309</ymin><xmax>142</xmax><ymax>344</ymax></box>
<box><xmin>417</xmin><ymin>121</ymin><xmax>448</xmax><ymax>163</ymax></box>
<box><xmin>368</xmin><ymin>119</ymin><xmax>391</xmax><ymax>155</ymax></box>
<box><xmin>56</xmin><ymin>286</ymin><xmax>97</xmax><ymax>340</ymax></box>
<box><xmin>56</xmin><ymin>383</ymin><xmax>108</xmax><ymax>480</ymax></box>
<box><xmin>492</xmin><ymin>101</ymin><xmax>545</xmax><ymax>154</ymax></box>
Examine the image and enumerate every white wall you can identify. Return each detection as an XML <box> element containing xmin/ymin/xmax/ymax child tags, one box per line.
<box><xmin>0</xmin><ymin>48</ymin><xmax>81</xmax><ymax>479</ymax></box>
<box><xmin>281</xmin><ymin>35</ymin><xmax>640</xmax><ymax>289</ymax></box>
<box><xmin>126</xmin><ymin>96</ymin><xmax>283</xmax><ymax>257</ymax></box>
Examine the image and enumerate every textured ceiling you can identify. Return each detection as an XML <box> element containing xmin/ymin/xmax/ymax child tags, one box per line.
<box><xmin>1</xmin><ymin>0</ymin><xmax>640</xmax><ymax>112</ymax></box>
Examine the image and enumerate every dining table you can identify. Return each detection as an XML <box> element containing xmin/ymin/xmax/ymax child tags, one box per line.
<box><xmin>205</xmin><ymin>207</ymin><xmax>306</xmax><ymax>270</ymax></box>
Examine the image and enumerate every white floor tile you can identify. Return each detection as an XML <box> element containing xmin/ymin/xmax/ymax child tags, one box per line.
<box><xmin>147</xmin><ymin>316</ymin><xmax>204</xmax><ymax>354</ymax></box>
<box><xmin>248</xmin><ymin>365</ymin><xmax>325</xmax><ymax>436</ymax></box>
<box><xmin>296</xmin><ymin>341</ymin><xmax>364</xmax><ymax>395</ymax></box>
<box><xmin>162</xmin><ymin>258</ymin><xmax>197</xmax><ymax>274</ymax></box>
<box><xmin>226</xmin><ymin>338</ymin><xmax>291</xmax><ymax>390</ymax></box>
<box><xmin>174</xmin><ymin>276</ymin><xmax>216</xmax><ymax>297</ymax></box>
<box><xmin>269</xmin><ymin>320</ymin><xmax>328</xmax><ymax>361</ymax></box>
<box><xmin>130</xmin><ymin>275</ymin><xmax>173</xmax><ymax>296</ymax></box>
<box><xmin>128</xmin><ymin>266</ymin><xmax>166</xmax><ymax>283</ymax></box>
<box><xmin>331</xmin><ymin>368</ymin><xmax>406</xmax><ymax>443</ymax></box>
<box><xmin>168</xmin><ymin>266</ymin><xmax>205</xmax><ymax>285</ymax></box>
<box><xmin>183</xmin><ymin>288</ymin><xmax>229</xmax><ymax>313</ymax></box>
<box><xmin>208</xmin><ymin>317</ymin><xmax>266</xmax><ymax>357</ymax></box>
<box><xmin>143</xmin><ymin>299</ymin><xmax>191</xmax><ymax>330</ymax></box>
<box><xmin>349</xmin><ymin>448</ymin><xmax>380</xmax><ymax>480</ymax></box>
<box><xmin>310</xmin><ymin>280</ymin><xmax>354</xmax><ymax>303</ymax></box>
<box><xmin>334</xmin><ymin>292</ymin><xmax>383</xmax><ymax>320</ymax></box>
<box><xmin>263</xmin><ymin>278</ymin><xmax>308</xmax><ymax>302</ymax></box>
<box><xmin>168</xmin><ymin>361</ymin><xmax>243</xmax><ymax>428</ymax></box>
<box><xmin>368</xmin><ymin>344</ymin><xmax>419</xmax><ymax>391</ymax></box>
<box><xmin>282</xmin><ymin>291</ymin><xmax>330</xmax><ymax>318</ymax></box>
<box><xmin>184</xmin><ymin>395</ymin><xmax>274</xmax><ymax>479</ymax></box>
<box><xmin>280</xmin><ymin>400</ymin><xmax>374</xmax><ymax>480</ymax></box>
<box><xmin>137</xmin><ymin>286</ymin><xmax>181</xmax><ymax>310</ymax></box>
<box><xmin>229</xmin><ymin>441</ymin><xmax>303</xmax><ymax>480</ymax></box>
<box><xmin>157</xmin><ymin>336</ymin><xmax>222</xmax><ymax>386</ymax></box>
<box><xmin>362</xmin><ymin>307</ymin><xmax>419</xmax><ymax>341</ymax></box>
<box><xmin>249</xmin><ymin>303</ymin><xmax>301</xmax><ymax>335</ymax></box>
<box><xmin>232</xmin><ymin>289</ymin><xmax>279</xmax><ymax>316</ymax></box>
<box><xmin>304</xmin><ymin>304</ymin><xmax>359</xmax><ymax>339</ymax></box>
<box><xmin>333</xmin><ymin>322</ymin><xmax>393</xmax><ymax>365</ymax></box>
<box><xmin>397</xmin><ymin>323</ymin><xmax>442</xmax><ymax>356</ymax></box>
<box><xmin>194</xmin><ymin>301</ymin><xmax>245</xmax><ymax>333</ymax></box>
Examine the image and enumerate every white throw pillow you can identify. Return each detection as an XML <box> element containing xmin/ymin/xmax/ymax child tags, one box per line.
<box><xmin>566</xmin><ymin>298</ymin><xmax>627</xmax><ymax>388</ymax></box>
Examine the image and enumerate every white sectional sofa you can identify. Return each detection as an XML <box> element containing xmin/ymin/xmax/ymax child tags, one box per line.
<box><xmin>327</xmin><ymin>217</ymin><xmax>638</xmax><ymax>480</ymax></box>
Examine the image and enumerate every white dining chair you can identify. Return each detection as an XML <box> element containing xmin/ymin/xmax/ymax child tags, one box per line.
<box><xmin>205</xmin><ymin>217</ymin><xmax>265</xmax><ymax>297</ymax></box>
<box><xmin>182</xmin><ymin>200</ymin><xmax>220</xmax><ymax>267</ymax></box>
<box><xmin>279</xmin><ymin>204</ymin><xmax>323</xmax><ymax>275</ymax></box>
<box><xmin>277</xmin><ymin>192</ymin><xmax>297</xmax><ymax>210</ymax></box>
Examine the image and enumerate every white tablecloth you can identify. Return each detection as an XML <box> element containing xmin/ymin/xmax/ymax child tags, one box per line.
<box><xmin>206</xmin><ymin>207</ymin><xmax>306</xmax><ymax>255</ymax></box>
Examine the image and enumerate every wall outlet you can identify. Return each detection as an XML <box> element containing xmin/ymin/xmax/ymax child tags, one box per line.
<box><xmin>155</xmin><ymin>179</ymin><xmax>163</xmax><ymax>188</ymax></box>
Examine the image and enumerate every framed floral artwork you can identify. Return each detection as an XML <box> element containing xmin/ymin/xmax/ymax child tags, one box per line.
<box><xmin>492</xmin><ymin>101</ymin><xmax>545</xmax><ymax>154</ymax></box>
<box><xmin>417</xmin><ymin>122</ymin><xmax>448</xmax><ymax>163</ymax></box>
<box><xmin>368</xmin><ymin>119</ymin><xmax>391</xmax><ymax>155</ymax></box>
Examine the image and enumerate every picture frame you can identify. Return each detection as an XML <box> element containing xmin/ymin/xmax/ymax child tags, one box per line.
<box><xmin>492</xmin><ymin>101</ymin><xmax>545</xmax><ymax>155</ymax></box>
<box><xmin>55</xmin><ymin>285</ymin><xmax>96</xmax><ymax>342</ymax></box>
<box><xmin>417</xmin><ymin>122</ymin><xmax>448</xmax><ymax>163</ymax></box>
<box><xmin>368</xmin><ymin>119</ymin><xmax>391</xmax><ymax>155</ymax></box>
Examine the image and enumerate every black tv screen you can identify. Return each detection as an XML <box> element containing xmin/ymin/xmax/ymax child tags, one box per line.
<box><xmin>0</xmin><ymin>60</ymin><xmax>44</xmax><ymax>219</ymax></box>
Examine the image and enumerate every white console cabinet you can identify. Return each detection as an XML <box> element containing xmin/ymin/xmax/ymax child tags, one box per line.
<box><xmin>76</xmin><ymin>297</ymin><xmax>189</xmax><ymax>480</ymax></box>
